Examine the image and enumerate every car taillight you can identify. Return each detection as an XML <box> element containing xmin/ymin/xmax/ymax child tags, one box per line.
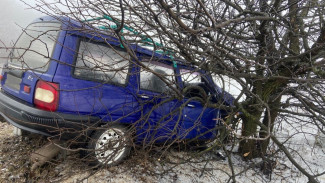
<box><xmin>34</xmin><ymin>80</ymin><xmax>59</xmax><ymax>111</ymax></box>
<box><xmin>0</xmin><ymin>75</ymin><xmax>3</xmax><ymax>81</ymax></box>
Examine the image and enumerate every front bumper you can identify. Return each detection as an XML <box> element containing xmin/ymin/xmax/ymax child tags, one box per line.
<box><xmin>0</xmin><ymin>90</ymin><xmax>99</xmax><ymax>139</ymax></box>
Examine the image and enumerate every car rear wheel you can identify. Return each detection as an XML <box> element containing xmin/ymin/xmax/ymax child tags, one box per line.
<box><xmin>84</xmin><ymin>124</ymin><xmax>131</xmax><ymax>167</ymax></box>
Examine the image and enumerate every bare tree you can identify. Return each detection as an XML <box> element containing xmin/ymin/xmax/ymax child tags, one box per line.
<box><xmin>1</xmin><ymin>0</ymin><xmax>324</xmax><ymax>182</ymax></box>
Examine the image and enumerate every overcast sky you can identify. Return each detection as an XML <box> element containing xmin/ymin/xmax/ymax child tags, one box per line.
<box><xmin>0</xmin><ymin>0</ymin><xmax>44</xmax><ymax>63</ymax></box>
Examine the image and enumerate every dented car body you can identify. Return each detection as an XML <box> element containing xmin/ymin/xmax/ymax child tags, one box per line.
<box><xmin>0</xmin><ymin>16</ymin><xmax>234</xmax><ymax>165</ymax></box>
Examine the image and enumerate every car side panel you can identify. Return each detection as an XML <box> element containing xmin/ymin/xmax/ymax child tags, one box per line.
<box><xmin>53</xmin><ymin>34</ymin><xmax>138</xmax><ymax>124</ymax></box>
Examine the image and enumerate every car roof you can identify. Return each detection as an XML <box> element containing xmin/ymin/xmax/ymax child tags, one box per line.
<box><xmin>30</xmin><ymin>16</ymin><xmax>234</xmax><ymax>106</ymax></box>
<box><xmin>32</xmin><ymin>16</ymin><xmax>198</xmax><ymax>69</ymax></box>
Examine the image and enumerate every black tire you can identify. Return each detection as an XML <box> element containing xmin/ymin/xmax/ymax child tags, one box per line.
<box><xmin>0</xmin><ymin>115</ymin><xmax>5</xmax><ymax>122</ymax></box>
<box><xmin>82</xmin><ymin>124</ymin><xmax>131</xmax><ymax>167</ymax></box>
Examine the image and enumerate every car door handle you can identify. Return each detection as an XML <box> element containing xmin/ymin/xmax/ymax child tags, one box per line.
<box><xmin>187</xmin><ymin>104</ymin><xmax>195</xmax><ymax>108</ymax></box>
<box><xmin>140</xmin><ymin>95</ymin><xmax>150</xmax><ymax>99</ymax></box>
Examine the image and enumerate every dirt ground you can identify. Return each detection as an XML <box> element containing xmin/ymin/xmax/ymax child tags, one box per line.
<box><xmin>0</xmin><ymin>121</ymin><xmax>90</xmax><ymax>182</ymax></box>
<box><xmin>0</xmin><ymin>121</ymin><xmax>50</xmax><ymax>182</ymax></box>
<box><xmin>0</xmin><ymin>120</ymin><xmax>165</xmax><ymax>183</ymax></box>
<box><xmin>2</xmin><ymin>117</ymin><xmax>323</xmax><ymax>183</ymax></box>
<box><xmin>0</xmin><ymin>120</ymin><xmax>226</xmax><ymax>183</ymax></box>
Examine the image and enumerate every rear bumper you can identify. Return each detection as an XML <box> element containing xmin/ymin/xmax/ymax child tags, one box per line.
<box><xmin>0</xmin><ymin>90</ymin><xmax>99</xmax><ymax>139</ymax></box>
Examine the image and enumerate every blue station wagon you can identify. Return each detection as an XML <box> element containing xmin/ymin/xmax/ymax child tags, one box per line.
<box><xmin>0</xmin><ymin>16</ymin><xmax>234</xmax><ymax>166</ymax></box>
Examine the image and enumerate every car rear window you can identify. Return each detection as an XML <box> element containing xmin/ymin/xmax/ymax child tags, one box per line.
<box><xmin>74</xmin><ymin>40</ymin><xmax>129</xmax><ymax>85</ymax></box>
<box><xmin>9</xmin><ymin>22</ymin><xmax>61</xmax><ymax>72</ymax></box>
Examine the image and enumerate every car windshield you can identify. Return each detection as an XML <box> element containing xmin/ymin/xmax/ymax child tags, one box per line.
<box><xmin>8</xmin><ymin>22</ymin><xmax>61</xmax><ymax>72</ymax></box>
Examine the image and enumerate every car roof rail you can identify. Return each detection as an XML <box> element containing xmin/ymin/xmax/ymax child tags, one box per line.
<box><xmin>83</xmin><ymin>15</ymin><xmax>178</xmax><ymax>68</ymax></box>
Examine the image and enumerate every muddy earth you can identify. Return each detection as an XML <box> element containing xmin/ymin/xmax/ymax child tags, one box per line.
<box><xmin>0</xmin><ymin>119</ymin><xmax>165</xmax><ymax>183</ymax></box>
<box><xmin>0</xmin><ymin>120</ymin><xmax>104</xmax><ymax>182</ymax></box>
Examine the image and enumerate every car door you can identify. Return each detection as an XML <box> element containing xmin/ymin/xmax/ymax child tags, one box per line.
<box><xmin>179</xmin><ymin>68</ymin><xmax>220</xmax><ymax>140</ymax></box>
<box><xmin>134</xmin><ymin>60</ymin><xmax>182</xmax><ymax>144</ymax></box>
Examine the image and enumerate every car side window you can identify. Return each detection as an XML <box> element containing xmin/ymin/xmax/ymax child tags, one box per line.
<box><xmin>181</xmin><ymin>69</ymin><xmax>209</xmax><ymax>99</ymax></box>
<box><xmin>74</xmin><ymin>40</ymin><xmax>129</xmax><ymax>85</ymax></box>
<box><xmin>140</xmin><ymin>61</ymin><xmax>175</xmax><ymax>93</ymax></box>
<box><xmin>180</xmin><ymin>69</ymin><xmax>202</xmax><ymax>84</ymax></box>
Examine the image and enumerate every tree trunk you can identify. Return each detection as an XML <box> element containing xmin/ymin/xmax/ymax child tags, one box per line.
<box><xmin>238</xmin><ymin>100</ymin><xmax>263</xmax><ymax>159</ymax></box>
<box><xmin>239</xmin><ymin>80</ymin><xmax>286</xmax><ymax>159</ymax></box>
